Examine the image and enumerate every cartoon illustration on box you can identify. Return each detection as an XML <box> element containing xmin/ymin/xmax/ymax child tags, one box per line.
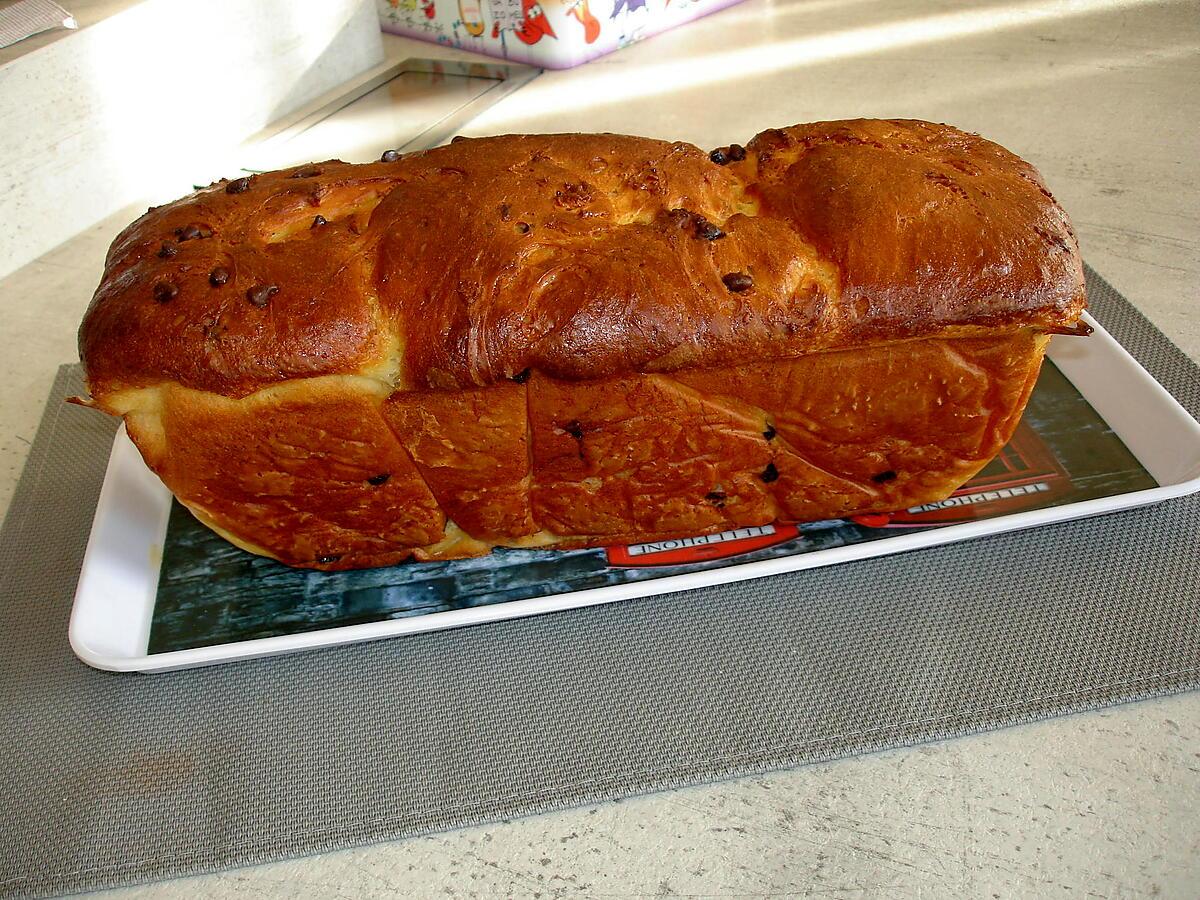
<box><xmin>482</xmin><ymin>0</ymin><xmax>555</xmax><ymax>57</ymax></box>
<box><xmin>383</xmin><ymin>0</ymin><xmax>448</xmax><ymax>42</ymax></box>
<box><xmin>609</xmin><ymin>0</ymin><xmax>649</xmax><ymax>46</ymax></box>
<box><xmin>566</xmin><ymin>0</ymin><xmax>600</xmax><ymax>42</ymax></box>
<box><xmin>515</xmin><ymin>0</ymin><xmax>557</xmax><ymax>44</ymax></box>
<box><xmin>379</xmin><ymin>0</ymin><xmax>750</xmax><ymax>69</ymax></box>
<box><xmin>458</xmin><ymin>0</ymin><xmax>487</xmax><ymax>35</ymax></box>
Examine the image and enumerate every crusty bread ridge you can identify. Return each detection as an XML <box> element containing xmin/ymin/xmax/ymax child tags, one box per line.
<box><xmin>78</xmin><ymin>119</ymin><xmax>1086</xmax><ymax>569</ymax></box>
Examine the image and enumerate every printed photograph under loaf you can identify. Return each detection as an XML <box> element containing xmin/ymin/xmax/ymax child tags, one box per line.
<box><xmin>77</xmin><ymin>119</ymin><xmax>1088</xmax><ymax>569</ymax></box>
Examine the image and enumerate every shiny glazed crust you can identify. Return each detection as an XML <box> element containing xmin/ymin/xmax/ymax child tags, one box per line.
<box><xmin>78</xmin><ymin>119</ymin><xmax>1085</xmax><ymax>569</ymax></box>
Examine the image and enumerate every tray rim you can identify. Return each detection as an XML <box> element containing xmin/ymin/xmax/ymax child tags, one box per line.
<box><xmin>69</xmin><ymin>313</ymin><xmax>1200</xmax><ymax>673</ymax></box>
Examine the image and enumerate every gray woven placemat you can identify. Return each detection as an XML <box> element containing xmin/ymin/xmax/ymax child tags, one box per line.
<box><xmin>1</xmin><ymin>266</ymin><xmax>1197</xmax><ymax>898</ymax></box>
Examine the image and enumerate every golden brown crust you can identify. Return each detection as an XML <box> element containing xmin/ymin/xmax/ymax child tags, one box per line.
<box><xmin>77</xmin><ymin>120</ymin><xmax>1084</xmax><ymax>569</ymax></box>
<box><xmin>79</xmin><ymin>120</ymin><xmax>1083</xmax><ymax>399</ymax></box>
<box><xmin>744</xmin><ymin>120</ymin><xmax>1084</xmax><ymax>342</ymax></box>
<box><xmin>81</xmin><ymin>169</ymin><xmax>399</xmax><ymax>399</ymax></box>
<box><xmin>118</xmin><ymin>329</ymin><xmax>1047</xmax><ymax>570</ymax></box>
<box><xmin>383</xmin><ymin>382</ymin><xmax>535</xmax><ymax>539</ymax></box>
<box><xmin>125</xmin><ymin>378</ymin><xmax>446</xmax><ymax>566</ymax></box>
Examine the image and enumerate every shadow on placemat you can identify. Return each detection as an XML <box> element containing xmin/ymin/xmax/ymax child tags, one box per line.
<box><xmin>1</xmin><ymin>266</ymin><xmax>1198</xmax><ymax>898</ymax></box>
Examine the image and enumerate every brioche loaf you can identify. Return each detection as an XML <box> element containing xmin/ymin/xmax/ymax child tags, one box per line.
<box><xmin>78</xmin><ymin>119</ymin><xmax>1087</xmax><ymax>569</ymax></box>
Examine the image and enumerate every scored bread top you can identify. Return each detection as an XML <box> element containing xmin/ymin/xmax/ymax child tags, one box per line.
<box><xmin>79</xmin><ymin>119</ymin><xmax>1085</xmax><ymax>402</ymax></box>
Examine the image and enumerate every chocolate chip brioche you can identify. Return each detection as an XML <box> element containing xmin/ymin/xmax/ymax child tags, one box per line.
<box><xmin>78</xmin><ymin>119</ymin><xmax>1087</xmax><ymax>569</ymax></box>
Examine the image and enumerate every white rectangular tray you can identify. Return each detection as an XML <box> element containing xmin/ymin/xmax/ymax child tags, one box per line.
<box><xmin>69</xmin><ymin>313</ymin><xmax>1200</xmax><ymax>672</ymax></box>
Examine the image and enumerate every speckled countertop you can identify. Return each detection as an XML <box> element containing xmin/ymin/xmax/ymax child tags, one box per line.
<box><xmin>2</xmin><ymin>0</ymin><xmax>1197</xmax><ymax>895</ymax></box>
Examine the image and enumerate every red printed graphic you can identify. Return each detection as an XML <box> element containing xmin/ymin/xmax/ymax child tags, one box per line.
<box><xmin>515</xmin><ymin>0</ymin><xmax>557</xmax><ymax>43</ymax></box>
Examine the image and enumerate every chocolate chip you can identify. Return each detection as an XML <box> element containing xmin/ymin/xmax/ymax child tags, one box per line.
<box><xmin>516</xmin><ymin>222</ymin><xmax>531</xmax><ymax>234</ymax></box>
<box><xmin>380</xmin><ymin>149</ymin><xmax>401</xmax><ymax>163</ymax></box>
<box><xmin>871</xmin><ymin>470</ymin><xmax>897</xmax><ymax>483</ymax></box>
<box><xmin>152</xmin><ymin>281</ymin><xmax>178</xmax><ymax>303</ymax></box>
<box><xmin>290</xmin><ymin>167</ymin><xmax>322</xmax><ymax>179</ymax></box>
<box><xmin>722</xmin><ymin>272</ymin><xmax>754</xmax><ymax>293</ymax></box>
<box><xmin>665</xmin><ymin>208</ymin><xmax>723</xmax><ymax>241</ymax></box>
<box><xmin>711</xmin><ymin>145</ymin><xmax>747</xmax><ymax>164</ymax></box>
<box><xmin>311</xmin><ymin>215</ymin><xmax>328</xmax><ymax>228</ymax></box>
<box><xmin>225</xmin><ymin>176</ymin><xmax>253</xmax><ymax>194</ymax></box>
<box><xmin>316</xmin><ymin>554</ymin><xmax>342</xmax><ymax>564</ymax></box>
<box><xmin>667</xmin><ymin>208</ymin><xmax>693</xmax><ymax>229</ymax></box>
<box><xmin>760</xmin><ymin>462</ymin><xmax>779</xmax><ymax>483</ymax></box>
<box><xmin>510</xmin><ymin>368</ymin><xmax>531</xmax><ymax>384</ymax></box>
<box><xmin>366</xmin><ymin>473</ymin><xmax>391</xmax><ymax>485</ymax></box>
<box><xmin>208</xmin><ymin>266</ymin><xmax>230</xmax><ymax>287</ymax></box>
<box><xmin>763</xmin><ymin>424</ymin><xmax>776</xmax><ymax>441</ymax></box>
<box><xmin>564</xmin><ymin>420</ymin><xmax>584</xmax><ymax>440</ymax></box>
<box><xmin>175</xmin><ymin>224</ymin><xmax>211</xmax><ymax>242</ymax></box>
<box><xmin>705</xmin><ymin>490</ymin><xmax>727</xmax><ymax>502</ymax></box>
<box><xmin>246</xmin><ymin>284</ymin><xmax>278</xmax><ymax>307</ymax></box>
<box><xmin>156</xmin><ymin>243</ymin><xmax>177</xmax><ymax>259</ymax></box>
<box><xmin>499</xmin><ymin>203</ymin><xmax>511</xmax><ymax>221</ymax></box>
<box><xmin>451</xmin><ymin>135</ymin><xmax>468</xmax><ymax>143</ymax></box>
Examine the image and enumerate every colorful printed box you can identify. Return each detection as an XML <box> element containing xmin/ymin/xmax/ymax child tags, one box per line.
<box><xmin>378</xmin><ymin>0</ymin><xmax>748</xmax><ymax>69</ymax></box>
